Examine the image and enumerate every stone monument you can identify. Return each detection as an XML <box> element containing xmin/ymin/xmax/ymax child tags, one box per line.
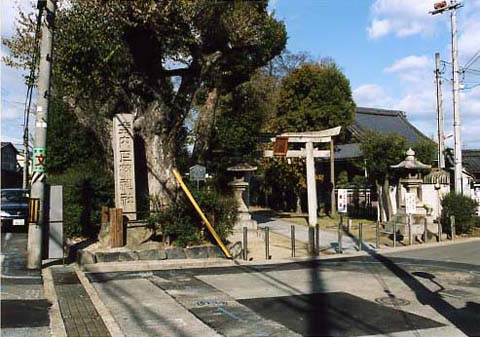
<box><xmin>113</xmin><ymin>114</ymin><xmax>137</xmax><ymax>220</ymax></box>
<box><xmin>227</xmin><ymin>163</ymin><xmax>258</xmax><ymax>231</ymax></box>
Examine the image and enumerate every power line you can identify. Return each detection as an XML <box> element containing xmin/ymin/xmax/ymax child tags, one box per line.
<box><xmin>464</xmin><ymin>48</ymin><xmax>480</xmax><ymax>70</ymax></box>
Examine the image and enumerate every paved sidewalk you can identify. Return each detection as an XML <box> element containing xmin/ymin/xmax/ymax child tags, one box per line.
<box><xmin>51</xmin><ymin>267</ymin><xmax>111</xmax><ymax>337</ymax></box>
<box><xmin>254</xmin><ymin>214</ymin><xmax>361</xmax><ymax>254</ymax></box>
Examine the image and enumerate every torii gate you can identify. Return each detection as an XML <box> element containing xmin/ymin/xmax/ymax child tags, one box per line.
<box><xmin>264</xmin><ymin>126</ymin><xmax>341</xmax><ymax>226</ymax></box>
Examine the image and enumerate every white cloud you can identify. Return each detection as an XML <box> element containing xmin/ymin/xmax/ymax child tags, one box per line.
<box><xmin>367</xmin><ymin>0</ymin><xmax>442</xmax><ymax>39</ymax></box>
<box><xmin>353</xmin><ymin>84</ymin><xmax>394</xmax><ymax>108</ymax></box>
<box><xmin>458</xmin><ymin>5</ymin><xmax>480</xmax><ymax>66</ymax></box>
<box><xmin>384</xmin><ymin>55</ymin><xmax>430</xmax><ymax>73</ymax></box>
<box><xmin>367</xmin><ymin>19</ymin><xmax>391</xmax><ymax>39</ymax></box>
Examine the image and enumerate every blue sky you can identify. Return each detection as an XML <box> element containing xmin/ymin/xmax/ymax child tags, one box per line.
<box><xmin>270</xmin><ymin>0</ymin><xmax>480</xmax><ymax>148</ymax></box>
<box><xmin>1</xmin><ymin>0</ymin><xmax>480</xmax><ymax>151</ymax></box>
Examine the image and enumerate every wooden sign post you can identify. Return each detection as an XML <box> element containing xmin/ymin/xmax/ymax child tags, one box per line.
<box><xmin>110</xmin><ymin>208</ymin><xmax>124</xmax><ymax>248</ymax></box>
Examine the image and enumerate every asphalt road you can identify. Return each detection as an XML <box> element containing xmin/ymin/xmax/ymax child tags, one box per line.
<box><xmin>385</xmin><ymin>240</ymin><xmax>480</xmax><ymax>265</ymax></box>
<box><xmin>86</xmin><ymin>240</ymin><xmax>480</xmax><ymax>337</ymax></box>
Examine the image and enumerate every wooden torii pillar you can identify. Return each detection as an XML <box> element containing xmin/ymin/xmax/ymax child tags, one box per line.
<box><xmin>264</xmin><ymin>126</ymin><xmax>341</xmax><ymax>226</ymax></box>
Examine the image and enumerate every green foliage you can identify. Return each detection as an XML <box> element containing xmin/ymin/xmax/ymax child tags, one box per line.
<box><xmin>148</xmin><ymin>187</ymin><xmax>238</xmax><ymax>247</ymax></box>
<box><xmin>5</xmin><ymin>0</ymin><xmax>287</xmax><ymax>203</ymax></box>
<box><xmin>48</xmin><ymin>164</ymin><xmax>114</xmax><ymax>238</ymax></box>
<box><xmin>46</xmin><ymin>97</ymin><xmax>106</xmax><ymax>174</ymax></box>
<box><xmin>337</xmin><ymin>171</ymin><xmax>349</xmax><ymax>188</ymax></box>
<box><xmin>412</xmin><ymin>138</ymin><xmax>437</xmax><ymax>166</ymax></box>
<box><xmin>46</xmin><ymin>93</ymin><xmax>113</xmax><ymax>239</ymax></box>
<box><xmin>441</xmin><ymin>193</ymin><xmax>478</xmax><ymax>234</ymax></box>
<box><xmin>276</xmin><ymin>62</ymin><xmax>356</xmax><ymax>132</ymax></box>
<box><xmin>209</xmin><ymin>71</ymin><xmax>278</xmax><ymax>173</ymax></box>
<box><xmin>351</xmin><ymin>175</ymin><xmax>367</xmax><ymax>188</ymax></box>
<box><xmin>360</xmin><ymin>131</ymin><xmax>408</xmax><ymax>182</ymax></box>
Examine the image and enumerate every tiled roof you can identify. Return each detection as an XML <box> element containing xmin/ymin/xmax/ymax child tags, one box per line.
<box><xmin>335</xmin><ymin>107</ymin><xmax>430</xmax><ymax>160</ymax></box>
<box><xmin>1</xmin><ymin>142</ymin><xmax>18</xmax><ymax>153</ymax></box>
<box><xmin>335</xmin><ymin>143</ymin><xmax>361</xmax><ymax>160</ymax></box>
<box><xmin>463</xmin><ymin>150</ymin><xmax>480</xmax><ymax>176</ymax></box>
<box><xmin>348</xmin><ymin>107</ymin><xmax>429</xmax><ymax>144</ymax></box>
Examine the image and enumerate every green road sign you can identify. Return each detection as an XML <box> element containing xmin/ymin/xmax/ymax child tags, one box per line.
<box><xmin>33</xmin><ymin>147</ymin><xmax>46</xmax><ymax>172</ymax></box>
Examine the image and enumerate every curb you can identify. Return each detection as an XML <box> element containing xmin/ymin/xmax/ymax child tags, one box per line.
<box><xmin>377</xmin><ymin>236</ymin><xmax>480</xmax><ymax>254</ymax></box>
<box><xmin>42</xmin><ymin>268</ymin><xmax>67</xmax><ymax>337</ymax></box>
<box><xmin>79</xmin><ymin>237</ymin><xmax>480</xmax><ymax>273</ymax></box>
<box><xmin>81</xmin><ymin>258</ymin><xmax>237</xmax><ymax>273</ymax></box>
<box><xmin>73</xmin><ymin>265</ymin><xmax>125</xmax><ymax>337</ymax></box>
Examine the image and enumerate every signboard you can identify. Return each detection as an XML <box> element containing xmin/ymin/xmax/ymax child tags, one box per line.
<box><xmin>189</xmin><ymin>165</ymin><xmax>206</xmax><ymax>181</ymax></box>
<box><xmin>337</xmin><ymin>189</ymin><xmax>348</xmax><ymax>213</ymax></box>
<box><xmin>405</xmin><ymin>192</ymin><xmax>417</xmax><ymax>214</ymax></box>
<box><xmin>32</xmin><ymin>147</ymin><xmax>46</xmax><ymax>172</ymax></box>
<box><xmin>273</xmin><ymin>136</ymin><xmax>289</xmax><ymax>157</ymax></box>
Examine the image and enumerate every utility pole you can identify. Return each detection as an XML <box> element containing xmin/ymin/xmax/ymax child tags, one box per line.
<box><xmin>430</xmin><ymin>0</ymin><xmax>464</xmax><ymax>194</ymax></box>
<box><xmin>435</xmin><ymin>52</ymin><xmax>446</xmax><ymax>169</ymax></box>
<box><xmin>27</xmin><ymin>0</ymin><xmax>56</xmax><ymax>269</ymax></box>
<box><xmin>22</xmin><ymin>2</ymin><xmax>44</xmax><ymax>189</ymax></box>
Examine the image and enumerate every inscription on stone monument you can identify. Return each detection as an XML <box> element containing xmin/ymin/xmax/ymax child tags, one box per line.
<box><xmin>113</xmin><ymin>114</ymin><xmax>137</xmax><ymax>220</ymax></box>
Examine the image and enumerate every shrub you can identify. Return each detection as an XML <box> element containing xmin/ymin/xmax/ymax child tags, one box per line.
<box><xmin>148</xmin><ymin>186</ymin><xmax>238</xmax><ymax>247</ymax></box>
<box><xmin>441</xmin><ymin>192</ymin><xmax>478</xmax><ymax>235</ymax></box>
<box><xmin>48</xmin><ymin>163</ymin><xmax>114</xmax><ymax>238</ymax></box>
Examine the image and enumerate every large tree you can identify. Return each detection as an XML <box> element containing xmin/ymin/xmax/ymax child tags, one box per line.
<box><xmin>3</xmin><ymin>0</ymin><xmax>286</xmax><ymax>204</ymax></box>
<box><xmin>264</xmin><ymin>61</ymin><xmax>356</xmax><ymax>213</ymax></box>
<box><xmin>360</xmin><ymin>131</ymin><xmax>407</xmax><ymax>222</ymax></box>
<box><xmin>275</xmin><ymin>62</ymin><xmax>356</xmax><ymax>133</ymax></box>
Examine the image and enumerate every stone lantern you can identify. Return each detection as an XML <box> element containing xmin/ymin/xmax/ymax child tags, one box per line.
<box><xmin>390</xmin><ymin>148</ymin><xmax>432</xmax><ymax>240</ymax></box>
<box><xmin>227</xmin><ymin>163</ymin><xmax>258</xmax><ymax>231</ymax></box>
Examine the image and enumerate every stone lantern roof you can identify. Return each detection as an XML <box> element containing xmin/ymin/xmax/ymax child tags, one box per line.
<box><xmin>227</xmin><ymin>163</ymin><xmax>257</xmax><ymax>172</ymax></box>
<box><xmin>391</xmin><ymin>148</ymin><xmax>431</xmax><ymax>170</ymax></box>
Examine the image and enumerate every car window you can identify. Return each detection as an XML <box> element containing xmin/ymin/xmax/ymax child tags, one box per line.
<box><xmin>1</xmin><ymin>190</ymin><xmax>29</xmax><ymax>203</ymax></box>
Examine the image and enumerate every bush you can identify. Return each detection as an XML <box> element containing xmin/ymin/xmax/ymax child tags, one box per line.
<box><xmin>441</xmin><ymin>192</ymin><xmax>478</xmax><ymax>235</ymax></box>
<box><xmin>48</xmin><ymin>163</ymin><xmax>114</xmax><ymax>238</ymax></box>
<box><xmin>148</xmin><ymin>186</ymin><xmax>238</xmax><ymax>247</ymax></box>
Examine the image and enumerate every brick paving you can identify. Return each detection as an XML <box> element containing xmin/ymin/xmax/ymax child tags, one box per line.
<box><xmin>52</xmin><ymin>267</ymin><xmax>110</xmax><ymax>337</ymax></box>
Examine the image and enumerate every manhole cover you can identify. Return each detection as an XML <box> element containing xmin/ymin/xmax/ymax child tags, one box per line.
<box><xmin>196</xmin><ymin>299</ymin><xmax>227</xmax><ymax>307</ymax></box>
<box><xmin>375</xmin><ymin>297</ymin><xmax>410</xmax><ymax>306</ymax></box>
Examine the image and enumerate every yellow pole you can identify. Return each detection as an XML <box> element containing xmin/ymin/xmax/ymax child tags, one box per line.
<box><xmin>172</xmin><ymin>169</ymin><xmax>232</xmax><ymax>259</ymax></box>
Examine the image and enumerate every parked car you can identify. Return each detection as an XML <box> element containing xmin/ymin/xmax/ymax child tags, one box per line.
<box><xmin>1</xmin><ymin>188</ymin><xmax>30</xmax><ymax>228</ymax></box>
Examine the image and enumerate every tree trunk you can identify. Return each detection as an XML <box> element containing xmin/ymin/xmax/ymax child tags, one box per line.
<box><xmin>384</xmin><ymin>177</ymin><xmax>393</xmax><ymax>221</ymax></box>
<box><xmin>295</xmin><ymin>191</ymin><xmax>302</xmax><ymax>214</ymax></box>
<box><xmin>136</xmin><ymin>101</ymin><xmax>181</xmax><ymax>208</ymax></box>
<box><xmin>376</xmin><ymin>180</ymin><xmax>387</xmax><ymax>222</ymax></box>
<box><xmin>143</xmin><ymin>134</ymin><xmax>177</xmax><ymax>207</ymax></box>
<box><xmin>192</xmin><ymin>88</ymin><xmax>218</xmax><ymax>164</ymax></box>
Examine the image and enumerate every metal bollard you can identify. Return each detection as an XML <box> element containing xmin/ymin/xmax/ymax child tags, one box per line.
<box><xmin>376</xmin><ymin>221</ymin><xmax>380</xmax><ymax>249</ymax></box>
<box><xmin>243</xmin><ymin>227</ymin><xmax>248</xmax><ymax>261</ymax></box>
<box><xmin>423</xmin><ymin>218</ymin><xmax>428</xmax><ymax>243</ymax></box>
<box><xmin>308</xmin><ymin>227</ymin><xmax>315</xmax><ymax>255</ymax></box>
<box><xmin>359</xmin><ymin>223</ymin><xmax>363</xmax><ymax>251</ymax></box>
<box><xmin>347</xmin><ymin>219</ymin><xmax>352</xmax><ymax>233</ymax></box>
<box><xmin>291</xmin><ymin>225</ymin><xmax>296</xmax><ymax>258</ymax></box>
<box><xmin>338</xmin><ymin>216</ymin><xmax>343</xmax><ymax>254</ymax></box>
<box><xmin>438</xmin><ymin>220</ymin><xmax>442</xmax><ymax>242</ymax></box>
<box><xmin>393</xmin><ymin>221</ymin><xmax>397</xmax><ymax>248</ymax></box>
<box><xmin>265</xmin><ymin>226</ymin><xmax>270</xmax><ymax>260</ymax></box>
<box><xmin>450</xmin><ymin>215</ymin><xmax>456</xmax><ymax>240</ymax></box>
<box><xmin>315</xmin><ymin>223</ymin><xmax>320</xmax><ymax>256</ymax></box>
